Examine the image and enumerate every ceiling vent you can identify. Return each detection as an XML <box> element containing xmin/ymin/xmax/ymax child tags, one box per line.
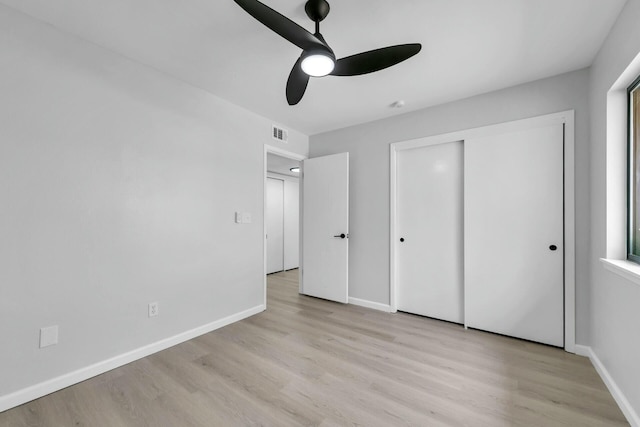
<box><xmin>272</xmin><ymin>125</ymin><xmax>288</xmax><ymax>142</ymax></box>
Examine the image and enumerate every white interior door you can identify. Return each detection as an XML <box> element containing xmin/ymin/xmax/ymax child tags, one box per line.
<box><xmin>465</xmin><ymin>124</ymin><xmax>564</xmax><ymax>347</ymax></box>
<box><xmin>396</xmin><ymin>141</ymin><xmax>464</xmax><ymax>323</ymax></box>
<box><xmin>302</xmin><ymin>153</ymin><xmax>349</xmax><ymax>303</ymax></box>
<box><xmin>266</xmin><ymin>177</ymin><xmax>284</xmax><ymax>274</ymax></box>
<box><xmin>283</xmin><ymin>180</ymin><xmax>299</xmax><ymax>270</ymax></box>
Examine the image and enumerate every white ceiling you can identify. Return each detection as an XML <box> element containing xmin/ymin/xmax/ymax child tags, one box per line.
<box><xmin>1</xmin><ymin>0</ymin><xmax>626</xmax><ymax>135</ymax></box>
<box><xmin>267</xmin><ymin>153</ymin><xmax>300</xmax><ymax>177</ymax></box>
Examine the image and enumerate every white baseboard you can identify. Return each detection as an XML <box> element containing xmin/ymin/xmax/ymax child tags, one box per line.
<box><xmin>348</xmin><ymin>297</ymin><xmax>392</xmax><ymax>313</ymax></box>
<box><xmin>575</xmin><ymin>345</ymin><xmax>639</xmax><ymax>427</ymax></box>
<box><xmin>0</xmin><ymin>304</ymin><xmax>265</xmax><ymax>413</ymax></box>
<box><xmin>574</xmin><ymin>344</ymin><xmax>590</xmax><ymax>357</ymax></box>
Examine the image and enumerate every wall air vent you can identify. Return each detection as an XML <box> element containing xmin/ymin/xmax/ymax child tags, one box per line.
<box><xmin>272</xmin><ymin>125</ymin><xmax>288</xmax><ymax>142</ymax></box>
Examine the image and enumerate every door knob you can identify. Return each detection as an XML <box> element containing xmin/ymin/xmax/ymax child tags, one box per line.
<box><xmin>334</xmin><ymin>233</ymin><xmax>346</xmax><ymax>239</ymax></box>
<box><xmin>400</xmin><ymin>238</ymin><xmax>405</xmax><ymax>242</ymax></box>
<box><xmin>549</xmin><ymin>245</ymin><xmax>558</xmax><ymax>251</ymax></box>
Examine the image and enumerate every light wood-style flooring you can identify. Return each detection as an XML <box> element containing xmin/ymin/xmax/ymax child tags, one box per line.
<box><xmin>0</xmin><ymin>269</ymin><xmax>629</xmax><ymax>426</ymax></box>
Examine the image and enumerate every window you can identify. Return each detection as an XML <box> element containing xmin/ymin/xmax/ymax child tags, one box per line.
<box><xmin>628</xmin><ymin>75</ymin><xmax>640</xmax><ymax>262</ymax></box>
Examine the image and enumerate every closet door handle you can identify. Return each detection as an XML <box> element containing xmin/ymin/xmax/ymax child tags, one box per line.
<box><xmin>334</xmin><ymin>233</ymin><xmax>347</xmax><ymax>239</ymax></box>
<box><xmin>549</xmin><ymin>245</ymin><xmax>558</xmax><ymax>251</ymax></box>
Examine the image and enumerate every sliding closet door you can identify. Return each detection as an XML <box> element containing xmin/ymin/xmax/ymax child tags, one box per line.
<box><xmin>283</xmin><ymin>180</ymin><xmax>299</xmax><ymax>270</ymax></box>
<box><xmin>396</xmin><ymin>141</ymin><xmax>464</xmax><ymax>323</ymax></box>
<box><xmin>266</xmin><ymin>178</ymin><xmax>284</xmax><ymax>274</ymax></box>
<box><xmin>465</xmin><ymin>124</ymin><xmax>564</xmax><ymax>347</ymax></box>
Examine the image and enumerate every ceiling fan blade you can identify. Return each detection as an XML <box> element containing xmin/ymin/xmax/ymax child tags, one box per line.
<box><xmin>234</xmin><ymin>0</ymin><xmax>326</xmax><ymax>51</ymax></box>
<box><xmin>331</xmin><ymin>43</ymin><xmax>422</xmax><ymax>76</ymax></box>
<box><xmin>286</xmin><ymin>56</ymin><xmax>310</xmax><ymax>105</ymax></box>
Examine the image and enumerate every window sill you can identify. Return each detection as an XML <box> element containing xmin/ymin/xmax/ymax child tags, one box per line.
<box><xmin>600</xmin><ymin>258</ymin><xmax>640</xmax><ymax>287</ymax></box>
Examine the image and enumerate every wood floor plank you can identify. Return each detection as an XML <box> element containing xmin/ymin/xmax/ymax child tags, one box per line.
<box><xmin>0</xmin><ymin>269</ymin><xmax>629</xmax><ymax>426</ymax></box>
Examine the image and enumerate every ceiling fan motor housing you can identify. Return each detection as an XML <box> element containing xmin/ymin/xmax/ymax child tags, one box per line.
<box><xmin>305</xmin><ymin>0</ymin><xmax>330</xmax><ymax>22</ymax></box>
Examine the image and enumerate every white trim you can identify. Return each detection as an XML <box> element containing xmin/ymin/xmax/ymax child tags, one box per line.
<box><xmin>391</xmin><ymin>111</ymin><xmax>574</xmax><ymax>151</ymax></box>
<box><xmin>574</xmin><ymin>344</ymin><xmax>590</xmax><ymax>358</ymax></box>
<box><xmin>0</xmin><ymin>304</ymin><xmax>265</xmax><ymax>413</ymax></box>
<box><xmin>267</xmin><ymin>171</ymin><xmax>300</xmax><ymax>182</ymax></box>
<box><xmin>389</xmin><ymin>110</ymin><xmax>576</xmax><ymax>353</ymax></box>
<box><xmin>576</xmin><ymin>345</ymin><xmax>640</xmax><ymax>427</ymax></box>
<box><xmin>348</xmin><ymin>297</ymin><xmax>392</xmax><ymax>313</ymax></box>
<box><xmin>600</xmin><ymin>258</ymin><xmax>640</xmax><ymax>287</ymax></box>
<box><xmin>564</xmin><ymin>111</ymin><xmax>576</xmax><ymax>353</ymax></box>
<box><xmin>264</xmin><ymin>144</ymin><xmax>306</xmax><ymax>162</ymax></box>
<box><xmin>389</xmin><ymin>144</ymin><xmax>398</xmax><ymax>313</ymax></box>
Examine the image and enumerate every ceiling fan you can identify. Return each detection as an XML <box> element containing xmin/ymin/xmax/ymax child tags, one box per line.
<box><xmin>233</xmin><ymin>0</ymin><xmax>422</xmax><ymax>105</ymax></box>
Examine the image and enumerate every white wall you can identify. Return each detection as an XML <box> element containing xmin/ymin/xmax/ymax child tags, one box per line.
<box><xmin>310</xmin><ymin>69</ymin><xmax>590</xmax><ymax>343</ymax></box>
<box><xmin>589</xmin><ymin>0</ymin><xmax>640</xmax><ymax>420</ymax></box>
<box><xmin>0</xmin><ymin>4</ymin><xmax>308</xmax><ymax>407</ymax></box>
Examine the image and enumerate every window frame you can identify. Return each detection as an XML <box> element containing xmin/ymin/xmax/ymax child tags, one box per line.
<box><xmin>627</xmin><ymin>74</ymin><xmax>640</xmax><ymax>263</ymax></box>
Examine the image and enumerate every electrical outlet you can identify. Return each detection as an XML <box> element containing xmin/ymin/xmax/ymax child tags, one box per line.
<box><xmin>40</xmin><ymin>325</ymin><xmax>58</xmax><ymax>348</ymax></box>
<box><xmin>148</xmin><ymin>302</ymin><xmax>159</xmax><ymax>317</ymax></box>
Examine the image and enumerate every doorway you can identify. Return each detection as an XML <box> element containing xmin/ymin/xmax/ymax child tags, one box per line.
<box><xmin>266</xmin><ymin>154</ymin><xmax>301</xmax><ymax>274</ymax></box>
<box><xmin>264</xmin><ymin>147</ymin><xmax>351</xmax><ymax>307</ymax></box>
<box><xmin>263</xmin><ymin>146</ymin><xmax>306</xmax><ymax>306</ymax></box>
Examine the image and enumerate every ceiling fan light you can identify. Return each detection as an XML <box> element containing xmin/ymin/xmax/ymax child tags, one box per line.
<box><xmin>301</xmin><ymin>53</ymin><xmax>335</xmax><ymax>77</ymax></box>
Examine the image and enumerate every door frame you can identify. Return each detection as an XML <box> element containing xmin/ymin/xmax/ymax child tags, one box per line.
<box><xmin>389</xmin><ymin>110</ymin><xmax>576</xmax><ymax>353</ymax></box>
<box><xmin>264</xmin><ymin>145</ymin><xmax>307</xmax><ymax>308</ymax></box>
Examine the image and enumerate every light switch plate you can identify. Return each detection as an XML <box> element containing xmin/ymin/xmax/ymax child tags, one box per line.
<box><xmin>148</xmin><ymin>302</ymin><xmax>159</xmax><ymax>317</ymax></box>
<box><xmin>235</xmin><ymin>212</ymin><xmax>243</xmax><ymax>224</ymax></box>
<box><xmin>40</xmin><ymin>325</ymin><xmax>59</xmax><ymax>348</ymax></box>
